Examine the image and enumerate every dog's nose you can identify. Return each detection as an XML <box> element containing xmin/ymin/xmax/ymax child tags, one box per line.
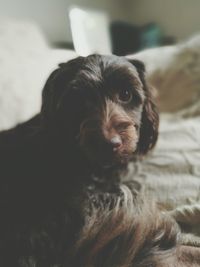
<box><xmin>110</xmin><ymin>135</ymin><xmax>122</xmax><ymax>149</ymax></box>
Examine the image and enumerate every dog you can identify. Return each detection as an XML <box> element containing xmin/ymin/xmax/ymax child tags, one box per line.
<box><xmin>0</xmin><ymin>54</ymin><xmax>159</xmax><ymax>266</ymax></box>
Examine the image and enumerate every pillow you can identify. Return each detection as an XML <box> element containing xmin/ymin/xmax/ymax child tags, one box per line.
<box><xmin>130</xmin><ymin>34</ymin><xmax>200</xmax><ymax>113</ymax></box>
<box><xmin>0</xmin><ymin>17</ymin><xmax>76</xmax><ymax>130</ymax></box>
<box><xmin>0</xmin><ymin>17</ymin><xmax>48</xmax><ymax>52</ymax></box>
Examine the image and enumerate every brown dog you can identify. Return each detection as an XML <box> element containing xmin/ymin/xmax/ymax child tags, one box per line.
<box><xmin>41</xmin><ymin>54</ymin><xmax>158</xmax><ymax>170</ymax></box>
<box><xmin>0</xmin><ymin>54</ymin><xmax>159</xmax><ymax>266</ymax></box>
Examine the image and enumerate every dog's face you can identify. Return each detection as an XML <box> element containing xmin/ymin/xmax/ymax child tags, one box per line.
<box><xmin>41</xmin><ymin>55</ymin><xmax>158</xmax><ymax>168</ymax></box>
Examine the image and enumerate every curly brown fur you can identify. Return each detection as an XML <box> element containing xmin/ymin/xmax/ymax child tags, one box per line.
<box><xmin>69</xmin><ymin>185</ymin><xmax>200</xmax><ymax>267</ymax></box>
<box><xmin>0</xmin><ymin>55</ymin><xmax>159</xmax><ymax>266</ymax></box>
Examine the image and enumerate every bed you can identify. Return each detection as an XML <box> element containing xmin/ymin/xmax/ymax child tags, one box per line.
<box><xmin>1</xmin><ymin>17</ymin><xmax>200</xmax><ymax>247</ymax></box>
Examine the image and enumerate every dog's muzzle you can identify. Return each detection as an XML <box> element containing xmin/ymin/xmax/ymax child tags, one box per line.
<box><xmin>79</xmin><ymin>114</ymin><xmax>138</xmax><ymax>166</ymax></box>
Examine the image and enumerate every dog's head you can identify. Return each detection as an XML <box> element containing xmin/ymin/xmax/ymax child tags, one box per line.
<box><xmin>41</xmin><ymin>55</ymin><xmax>159</xmax><ymax>168</ymax></box>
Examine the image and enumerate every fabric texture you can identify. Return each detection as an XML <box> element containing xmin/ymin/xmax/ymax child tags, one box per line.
<box><xmin>125</xmin><ymin>83</ymin><xmax>200</xmax><ymax>247</ymax></box>
<box><xmin>126</xmin><ymin>36</ymin><xmax>200</xmax><ymax>246</ymax></box>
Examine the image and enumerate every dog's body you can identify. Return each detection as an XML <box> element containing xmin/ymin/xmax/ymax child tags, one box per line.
<box><xmin>0</xmin><ymin>54</ymin><xmax>165</xmax><ymax>266</ymax></box>
<box><xmin>1</xmin><ymin>54</ymin><xmax>200</xmax><ymax>267</ymax></box>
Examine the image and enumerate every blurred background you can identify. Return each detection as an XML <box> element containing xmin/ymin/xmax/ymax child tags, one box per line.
<box><xmin>1</xmin><ymin>0</ymin><xmax>200</xmax><ymax>130</ymax></box>
<box><xmin>0</xmin><ymin>0</ymin><xmax>200</xmax><ymax>55</ymax></box>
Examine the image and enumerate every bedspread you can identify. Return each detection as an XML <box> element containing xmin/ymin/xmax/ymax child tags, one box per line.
<box><xmin>125</xmin><ymin>104</ymin><xmax>200</xmax><ymax>246</ymax></box>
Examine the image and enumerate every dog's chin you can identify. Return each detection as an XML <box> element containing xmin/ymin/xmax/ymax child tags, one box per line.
<box><xmin>82</xmin><ymin>147</ymin><xmax>134</xmax><ymax>170</ymax></box>
<box><xmin>101</xmin><ymin>156</ymin><xmax>132</xmax><ymax>170</ymax></box>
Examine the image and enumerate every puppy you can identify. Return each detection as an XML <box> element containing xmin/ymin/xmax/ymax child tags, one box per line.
<box><xmin>0</xmin><ymin>54</ymin><xmax>158</xmax><ymax>266</ymax></box>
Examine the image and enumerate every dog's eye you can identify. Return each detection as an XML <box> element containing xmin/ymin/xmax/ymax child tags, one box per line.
<box><xmin>117</xmin><ymin>89</ymin><xmax>132</xmax><ymax>103</ymax></box>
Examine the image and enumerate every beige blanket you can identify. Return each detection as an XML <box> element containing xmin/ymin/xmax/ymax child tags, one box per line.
<box><xmin>125</xmin><ymin>36</ymin><xmax>200</xmax><ymax>246</ymax></box>
<box><xmin>125</xmin><ymin>105</ymin><xmax>200</xmax><ymax>246</ymax></box>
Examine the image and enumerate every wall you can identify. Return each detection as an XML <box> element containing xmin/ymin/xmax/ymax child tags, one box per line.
<box><xmin>1</xmin><ymin>0</ymin><xmax>199</xmax><ymax>46</ymax></box>
<box><xmin>0</xmin><ymin>0</ymin><xmax>130</xmax><ymax>45</ymax></box>
<box><xmin>126</xmin><ymin>0</ymin><xmax>200</xmax><ymax>41</ymax></box>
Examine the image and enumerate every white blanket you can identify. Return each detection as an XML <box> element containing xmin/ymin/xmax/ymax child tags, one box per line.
<box><xmin>125</xmin><ymin>99</ymin><xmax>200</xmax><ymax>245</ymax></box>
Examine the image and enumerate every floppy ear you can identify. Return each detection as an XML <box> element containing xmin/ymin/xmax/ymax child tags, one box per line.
<box><xmin>41</xmin><ymin>56</ymin><xmax>84</xmax><ymax>127</ymax></box>
<box><xmin>129</xmin><ymin>59</ymin><xmax>159</xmax><ymax>155</ymax></box>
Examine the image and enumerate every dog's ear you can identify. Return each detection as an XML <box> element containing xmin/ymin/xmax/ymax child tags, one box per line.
<box><xmin>138</xmin><ymin>88</ymin><xmax>159</xmax><ymax>155</ymax></box>
<box><xmin>129</xmin><ymin>59</ymin><xmax>159</xmax><ymax>155</ymax></box>
<box><xmin>41</xmin><ymin>57</ymin><xmax>84</xmax><ymax>127</ymax></box>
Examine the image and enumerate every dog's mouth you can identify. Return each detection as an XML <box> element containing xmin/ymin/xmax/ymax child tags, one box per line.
<box><xmin>80</xmin><ymin>136</ymin><xmax>137</xmax><ymax>169</ymax></box>
<box><xmin>102</xmin><ymin>145</ymin><xmax>134</xmax><ymax>165</ymax></box>
<box><xmin>101</xmin><ymin>153</ymin><xmax>133</xmax><ymax>169</ymax></box>
<box><xmin>78</xmin><ymin>112</ymin><xmax>139</xmax><ymax>168</ymax></box>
